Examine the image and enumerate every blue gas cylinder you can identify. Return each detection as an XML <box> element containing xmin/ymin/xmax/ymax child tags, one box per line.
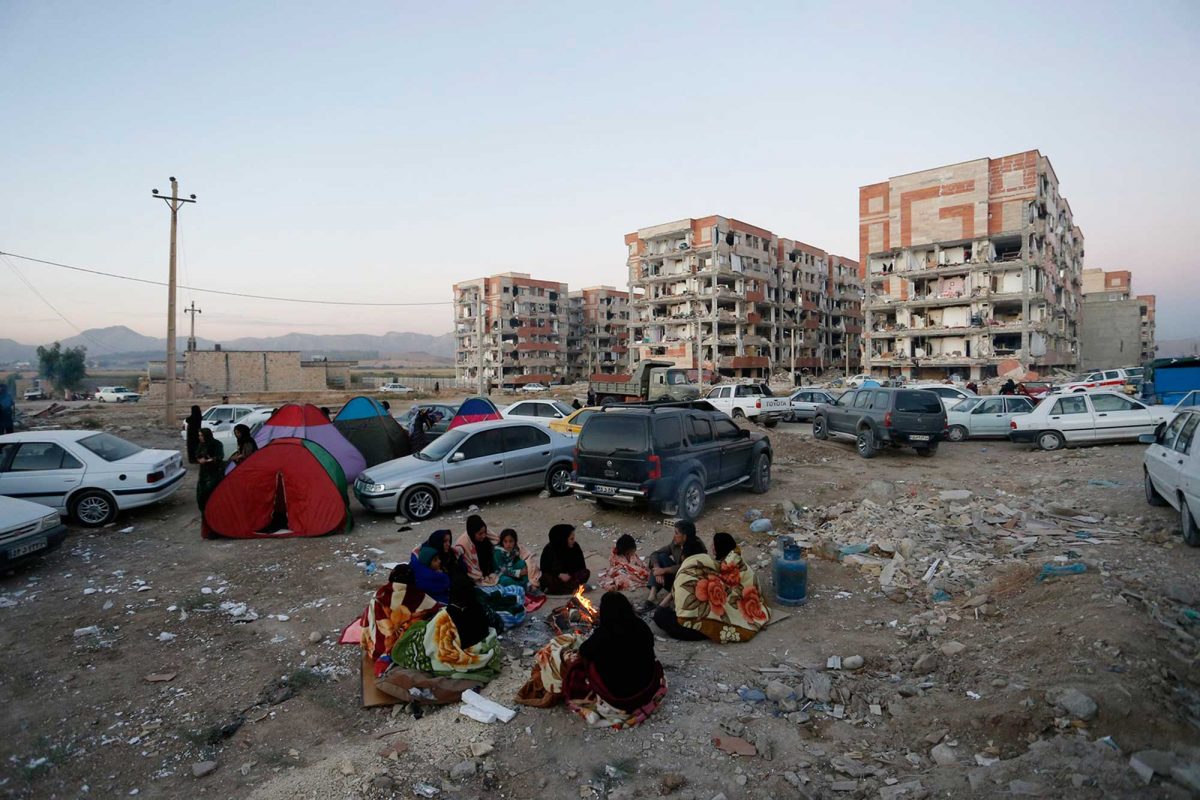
<box><xmin>773</xmin><ymin>536</ymin><xmax>808</xmax><ymax>606</ymax></box>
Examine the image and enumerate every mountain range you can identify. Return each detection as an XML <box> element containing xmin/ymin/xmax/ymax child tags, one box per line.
<box><xmin>0</xmin><ymin>326</ymin><xmax>456</xmax><ymax>364</ymax></box>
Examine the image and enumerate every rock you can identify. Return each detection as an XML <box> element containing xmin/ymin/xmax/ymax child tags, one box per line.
<box><xmin>1008</xmin><ymin>779</ymin><xmax>1047</xmax><ymax>796</ymax></box>
<box><xmin>1047</xmin><ymin>687</ymin><xmax>1098</xmax><ymax>721</ymax></box>
<box><xmin>803</xmin><ymin>670</ymin><xmax>833</xmax><ymax>703</ymax></box>
<box><xmin>939</xmin><ymin>489</ymin><xmax>972</xmax><ymax>501</ymax></box>
<box><xmin>1166</xmin><ymin>582</ymin><xmax>1199</xmax><ymax>606</ymax></box>
<box><xmin>192</xmin><ymin>761</ymin><xmax>218</xmax><ymax>778</ymax></box>
<box><xmin>880</xmin><ymin>781</ymin><xmax>924</xmax><ymax>800</ymax></box>
<box><xmin>913</xmin><ymin>652</ymin><xmax>940</xmax><ymax>675</ymax></box>
<box><xmin>308</xmin><ymin>631</ymin><xmax>324</xmax><ymax>644</ymax></box>
<box><xmin>766</xmin><ymin>680</ymin><xmax>794</xmax><ymax>702</ymax></box>
<box><xmin>750</xmin><ymin>518</ymin><xmax>774</xmax><ymax>533</ymax></box>
<box><xmin>537</xmin><ymin>490</ymin><xmax>551</xmax><ymax>499</ymax></box>
<box><xmin>829</xmin><ymin>780</ymin><xmax>858</xmax><ymax>791</ymax></box>
<box><xmin>371</xmin><ymin>775</ymin><xmax>395</xmax><ymax>791</ymax></box>
<box><xmin>842</xmin><ymin>655</ymin><xmax>864</xmax><ymax>670</ymax></box>
<box><xmin>923</xmin><ymin>728</ymin><xmax>948</xmax><ymax>744</ymax></box>
<box><xmin>930</xmin><ymin>744</ymin><xmax>957</xmax><ymax>766</ymax></box>
<box><xmin>744</xmin><ymin>509</ymin><xmax>763</xmax><ymax>522</ymax></box>
<box><xmin>1130</xmin><ymin>750</ymin><xmax>1178</xmax><ymax>783</ymax></box>
<box><xmin>450</xmin><ymin>760</ymin><xmax>478</xmax><ymax>781</ymax></box>
<box><xmin>940</xmin><ymin>641</ymin><xmax>967</xmax><ymax>657</ymax></box>
<box><xmin>963</xmin><ymin>594</ymin><xmax>990</xmax><ymax>608</ymax></box>
<box><xmin>1171</xmin><ymin>764</ymin><xmax>1200</xmax><ymax>793</ymax></box>
<box><xmin>338</xmin><ymin>760</ymin><xmax>355</xmax><ymax>776</ymax></box>
<box><xmin>304</xmin><ymin>655</ymin><xmax>320</xmax><ymax>668</ymax></box>
<box><xmin>470</xmin><ymin>741</ymin><xmax>494</xmax><ymax>758</ymax></box>
<box><xmin>864</xmin><ymin>479</ymin><xmax>896</xmax><ymax>503</ymax></box>
<box><xmin>660</xmin><ymin>773</ymin><xmax>687</xmax><ymax>794</ymax></box>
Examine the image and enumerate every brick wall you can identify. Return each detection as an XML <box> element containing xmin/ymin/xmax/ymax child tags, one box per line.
<box><xmin>186</xmin><ymin>350</ymin><xmax>332</xmax><ymax>394</ymax></box>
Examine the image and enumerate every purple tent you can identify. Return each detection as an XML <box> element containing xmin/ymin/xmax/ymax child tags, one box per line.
<box><xmin>252</xmin><ymin>403</ymin><xmax>367</xmax><ymax>481</ymax></box>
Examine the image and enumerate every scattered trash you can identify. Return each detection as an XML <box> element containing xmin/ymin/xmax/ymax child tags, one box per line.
<box><xmin>74</xmin><ymin>625</ymin><xmax>101</xmax><ymax>637</ymax></box>
<box><xmin>144</xmin><ymin>672</ymin><xmax>176</xmax><ymax>683</ymax></box>
<box><xmin>750</xmin><ymin>518</ymin><xmax>774</xmax><ymax>533</ymax></box>
<box><xmin>1038</xmin><ymin>562</ymin><xmax>1087</xmax><ymax>581</ymax></box>
<box><xmin>157</xmin><ymin>632</ymin><xmax>177</xmax><ymax>642</ymax></box>
<box><xmin>930</xmin><ymin>590</ymin><xmax>951</xmax><ymax>603</ymax></box>
<box><xmin>461</xmin><ymin>690</ymin><xmax>516</xmax><ymax>722</ymax></box>
<box><xmin>583</xmin><ymin>520</ymin><xmax>594</xmax><ymax>529</ymax></box>
<box><xmin>412</xmin><ymin>782</ymin><xmax>440</xmax><ymax>798</ymax></box>
<box><xmin>119</xmin><ymin>527</ymin><xmax>134</xmax><ymax>534</ymax></box>
<box><xmin>713</xmin><ymin>735</ymin><xmax>757</xmax><ymax>757</ymax></box>
<box><xmin>737</xmin><ymin>687</ymin><xmax>766</xmax><ymax>703</ymax></box>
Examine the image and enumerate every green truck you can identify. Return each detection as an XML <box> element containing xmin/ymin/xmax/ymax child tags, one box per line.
<box><xmin>589</xmin><ymin>360</ymin><xmax>700</xmax><ymax>405</ymax></box>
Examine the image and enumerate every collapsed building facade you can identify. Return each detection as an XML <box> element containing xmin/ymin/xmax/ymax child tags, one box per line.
<box><xmin>624</xmin><ymin>216</ymin><xmax>862</xmax><ymax>381</ymax></box>
<box><xmin>453</xmin><ymin>272</ymin><xmax>569</xmax><ymax>388</ymax></box>
<box><xmin>859</xmin><ymin>150</ymin><xmax>1084</xmax><ymax>380</ymax></box>
<box><xmin>1078</xmin><ymin>268</ymin><xmax>1157</xmax><ymax>368</ymax></box>
<box><xmin>566</xmin><ymin>286</ymin><xmax>631</xmax><ymax>380</ymax></box>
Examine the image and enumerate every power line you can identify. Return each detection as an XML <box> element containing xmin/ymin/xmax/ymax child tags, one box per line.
<box><xmin>0</xmin><ymin>250</ymin><xmax>455</xmax><ymax>308</ymax></box>
<box><xmin>2</xmin><ymin>255</ymin><xmax>122</xmax><ymax>352</ymax></box>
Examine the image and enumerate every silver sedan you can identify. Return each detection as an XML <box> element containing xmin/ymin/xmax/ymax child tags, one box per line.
<box><xmin>354</xmin><ymin>419</ymin><xmax>577</xmax><ymax>521</ymax></box>
<box><xmin>786</xmin><ymin>389</ymin><xmax>836</xmax><ymax>422</ymax></box>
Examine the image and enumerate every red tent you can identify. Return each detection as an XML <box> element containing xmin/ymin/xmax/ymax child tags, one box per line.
<box><xmin>202</xmin><ymin>438</ymin><xmax>353</xmax><ymax>539</ymax></box>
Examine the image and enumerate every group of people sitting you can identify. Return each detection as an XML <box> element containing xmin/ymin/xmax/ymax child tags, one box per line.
<box><xmin>354</xmin><ymin>512</ymin><xmax>771</xmax><ymax>730</ymax></box>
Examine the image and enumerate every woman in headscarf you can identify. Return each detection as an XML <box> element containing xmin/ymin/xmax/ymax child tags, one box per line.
<box><xmin>539</xmin><ymin>524</ymin><xmax>589</xmax><ymax>595</ymax></box>
<box><xmin>185</xmin><ymin>405</ymin><xmax>203</xmax><ymax>464</ymax></box>
<box><xmin>408</xmin><ymin>529</ymin><xmax>456</xmax><ymax>603</ymax></box>
<box><xmin>656</xmin><ymin>531</ymin><xmax>770</xmax><ymax>643</ymax></box>
<box><xmin>454</xmin><ymin>514</ymin><xmax>497</xmax><ymax>584</ymax></box>
<box><xmin>228</xmin><ymin>423</ymin><xmax>258</xmax><ymax>467</ymax></box>
<box><xmin>195</xmin><ymin>428</ymin><xmax>225</xmax><ymax>513</ymax></box>
<box><xmin>446</xmin><ymin>570</ymin><xmax>502</xmax><ymax>649</ymax></box>
<box><xmin>652</xmin><ymin>537</ymin><xmax>709</xmax><ymax>640</ymax></box>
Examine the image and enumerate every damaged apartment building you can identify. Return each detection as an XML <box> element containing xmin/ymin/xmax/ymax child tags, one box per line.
<box><xmin>624</xmin><ymin>216</ymin><xmax>863</xmax><ymax>381</ymax></box>
<box><xmin>859</xmin><ymin>150</ymin><xmax>1084</xmax><ymax>380</ymax></box>
<box><xmin>453</xmin><ymin>272</ymin><xmax>569</xmax><ymax>388</ymax></box>
<box><xmin>566</xmin><ymin>286</ymin><xmax>631</xmax><ymax>380</ymax></box>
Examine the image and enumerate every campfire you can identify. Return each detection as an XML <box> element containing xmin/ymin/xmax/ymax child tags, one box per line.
<box><xmin>548</xmin><ymin>586</ymin><xmax>598</xmax><ymax>635</ymax></box>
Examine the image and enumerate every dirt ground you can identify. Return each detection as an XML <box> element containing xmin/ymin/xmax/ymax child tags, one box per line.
<box><xmin>2</xmin><ymin>396</ymin><xmax>1199</xmax><ymax>799</ymax></box>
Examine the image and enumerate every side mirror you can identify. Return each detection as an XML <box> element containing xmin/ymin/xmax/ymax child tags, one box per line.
<box><xmin>450</xmin><ymin>451</ymin><xmax>466</xmax><ymax>462</ymax></box>
<box><xmin>1138</xmin><ymin>433</ymin><xmax>1157</xmax><ymax>445</ymax></box>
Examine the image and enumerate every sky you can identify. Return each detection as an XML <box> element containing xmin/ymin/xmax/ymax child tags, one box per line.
<box><xmin>1</xmin><ymin>1</ymin><xmax>1198</xmax><ymax>346</ymax></box>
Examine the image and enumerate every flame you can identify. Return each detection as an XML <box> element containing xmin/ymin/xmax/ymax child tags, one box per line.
<box><xmin>573</xmin><ymin>585</ymin><xmax>597</xmax><ymax>616</ymax></box>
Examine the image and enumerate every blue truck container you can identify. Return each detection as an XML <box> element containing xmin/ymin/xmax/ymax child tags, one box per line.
<box><xmin>1140</xmin><ymin>357</ymin><xmax>1200</xmax><ymax>406</ymax></box>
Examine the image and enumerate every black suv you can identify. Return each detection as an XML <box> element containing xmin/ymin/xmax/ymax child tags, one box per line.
<box><xmin>812</xmin><ymin>387</ymin><xmax>946</xmax><ymax>458</ymax></box>
<box><xmin>568</xmin><ymin>405</ymin><xmax>772</xmax><ymax>520</ymax></box>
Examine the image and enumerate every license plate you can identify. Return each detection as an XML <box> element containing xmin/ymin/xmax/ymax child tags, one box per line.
<box><xmin>593</xmin><ymin>485</ymin><xmax>617</xmax><ymax>495</ymax></box>
<box><xmin>910</xmin><ymin>435</ymin><xmax>931</xmax><ymax>442</ymax></box>
<box><xmin>8</xmin><ymin>539</ymin><xmax>47</xmax><ymax>558</ymax></box>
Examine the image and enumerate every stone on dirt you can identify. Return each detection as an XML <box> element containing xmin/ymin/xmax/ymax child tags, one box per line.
<box><xmin>749</xmin><ymin>518</ymin><xmax>774</xmax><ymax>533</ymax></box>
<box><xmin>1047</xmin><ymin>687</ymin><xmax>1098</xmax><ymax>720</ymax></box>
<box><xmin>450</xmin><ymin>759</ymin><xmax>478</xmax><ymax>781</ymax></box>
<box><xmin>191</xmin><ymin>761</ymin><xmax>218</xmax><ymax>778</ymax></box>
<box><xmin>1129</xmin><ymin>750</ymin><xmax>1178</xmax><ymax>783</ymax></box>
<box><xmin>913</xmin><ymin>652</ymin><xmax>940</xmax><ymax>675</ymax></box>
<box><xmin>842</xmin><ymin>655</ymin><xmax>864</xmax><ymax>670</ymax></box>
<box><xmin>660</xmin><ymin>772</ymin><xmax>687</xmax><ymax>794</ymax></box>
<box><xmin>938</xmin><ymin>489</ymin><xmax>972</xmax><ymax>501</ymax></box>
<box><xmin>939</xmin><ymin>641</ymin><xmax>967</xmax><ymax>656</ymax></box>
<box><xmin>765</xmin><ymin>680</ymin><xmax>794</xmax><ymax>702</ymax></box>
<box><xmin>930</xmin><ymin>743</ymin><xmax>957</xmax><ymax>766</ymax></box>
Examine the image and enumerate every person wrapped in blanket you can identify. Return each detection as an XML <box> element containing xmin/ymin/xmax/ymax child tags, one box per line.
<box><xmin>454</xmin><ymin>514</ymin><xmax>529</xmax><ymax>626</ymax></box>
<box><xmin>599</xmin><ymin>534</ymin><xmax>650</xmax><ymax>592</ymax></box>
<box><xmin>538</xmin><ymin>523</ymin><xmax>590</xmax><ymax>595</ymax></box>
<box><xmin>367</xmin><ymin>568</ymin><xmax>504</xmax><ymax>703</ymax></box>
<box><xmin>494</xmin><ymin>528</ymin><xmax>530</xmax><ymax>589</ymax></box>
<box><xmin>516</xmin><ymin>591</ymin><xmax>666</xmax><ymax>729</ymax></box>
<box><xmin>653</xmin><ymin>532</ymin><xmax>770</xmax><ymax>643</ymax></box>
<box><xmin>408</xmin><ymin>529</ymin><xmax>460</xmax><ymax>604</ymax></box>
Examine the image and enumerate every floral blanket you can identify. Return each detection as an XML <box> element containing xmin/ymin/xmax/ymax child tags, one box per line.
<box><xmin>599</xmin><ymin>551</ymin><xmax>650</xmax><ymax>592</ymax></box>
<box><xmin>360</xmin><ymin>579</ymin><xmax>441</xmax><ymax>668</ymax></box>
<box><xmin>672</xmin><ymin>549</ymin><xmax>770</xmax><ymax>643</ymax></box>
<box><xmin>455</xmin><ymin>531</ymin><xmax>542</xmax><ymax>587</ymax></box>
<box><xmin>514</xmin><ymin>634</ymin><xmax>581</xmax><ymax>708</ymax></box>
<box><xmin>390</xmin><ymin>608</ymin><xmax>501</xmax><ymax>683</ymax></box>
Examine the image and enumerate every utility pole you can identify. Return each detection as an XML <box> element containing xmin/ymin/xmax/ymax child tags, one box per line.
<box><xmin>184</xmin><ymin>301</ymin><xmax>202</xmax><ymax>352</ymax></box>
<box><xmin>151</xmin><ymin>177</ymin><xmax>196</xmax><ymax>426</ymax></box>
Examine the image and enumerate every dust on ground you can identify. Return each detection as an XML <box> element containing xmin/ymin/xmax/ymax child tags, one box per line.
<box><xmin>2</xmin><ymin>396</ymin><xmax>1199</xmax><ymax>799</ymax></box>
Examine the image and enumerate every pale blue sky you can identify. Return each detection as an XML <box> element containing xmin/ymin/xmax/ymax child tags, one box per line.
<box><xmin>1</xmin><ymin>1</ymin><xmax>1197</xmax><ymax>344</ymax></box>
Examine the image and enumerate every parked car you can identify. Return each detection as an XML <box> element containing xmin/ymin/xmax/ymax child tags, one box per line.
<box><xmin>1142</xmin><ymin>409</ymin><xmax>1200</xmax><ymax>546</ymax></box>
<box><xmin>567</xmin><ymin>404</ymin><xmax>772</xmax><ymax>521</ymax></box>
<box><xmin>398</xmin><ymin>404</ymin><xmax>458</xmax><ymax>443</ymax></box>
<box><xmin>845</xmin><ymin>374</ymin><xmax>874</xmax><ymax>388</ymax></box>
<box><xmin>501</xmin><ymin>399</ymin><xmax>575</xmax><ymax>425</ymax></box>
<box><xmin>548</xmin><ymin>406</ymin><xmax>600</xmax><ymax>436</ymax></box>
<box><xmin>914</xmin><ymin>383</ymin><xmax>977</xmax><ymax>410</ymax></box>
<box><xmin>785</xmin><ymin>389</ymin><xmax>836</xmax><ymax>422</ymax></box>
<box><xmin>95</xmin><ymin>386</ymin><xmax>140</xmax><ymax>403</ymax></box>
<box><xmin>520</xmin><ymin>383</ymin><xmax>548</xmax><ymax>393</ymax></box>
<box><xmin>945</xmin><ymin>396</ymin><xmax>1036</xmax><ymax>441</ymax></box>
<box><xmin>380</xmin><ymin>383</ymin><xmax>415</xmax><ymax>394</ymax></box>
<box><xmin>22</xmin><ymin>387</ymin><xmax>46</xmax><ymax>401</ymax></box>
<box><xmin>703</xmin><ymin>384</ymin><xmax>788</xmax><ymax>426</ymax></box>
<box><xmin>1057</xmin><ymin>368</ymin><xmax>1139</xmax><ymax>394</ymax></box>
<box><xmin>813</xmin><ymin>388</ymin><xmax>946</xmax><ymax>458</ymax></box>
<box><xmin>180</xmin><ymin>404</ymin><xmax>273</xmax><ymax>441</ymax></box>
<box><xmin>1009</xmin><ymin>391</ymin><xmax>1170</xmax><ymax>451</ymax></box>
<box><xmin>0</xmin><ymin>431</ymin><xmax>185</xmax><ymax>526</ymax></box>
<box><xmin>0</xmin><ymin>494</ymin><xmax>68</xmax><ymax>568</ymax></box>
<box><xmin>354</xmin><ymin>420</ymin><xmax>575</xmax><ymax>521</ymax></box>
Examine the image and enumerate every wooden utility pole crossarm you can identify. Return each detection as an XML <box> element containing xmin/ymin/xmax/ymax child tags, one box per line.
<box><xmin>151</xmin><ymin>178</ymin><xmax>197</xmax><ymax>426</ymax></box>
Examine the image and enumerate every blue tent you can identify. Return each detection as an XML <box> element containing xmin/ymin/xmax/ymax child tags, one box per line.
<box><xmin>333</xmin><ymin>396</ymin><xmax>410</xmax><ymax>466</ymax></box>
<box><xmin>448</xmin><ymin>396</ymin><xmax>502</xmax><ymax>429</ymax></box>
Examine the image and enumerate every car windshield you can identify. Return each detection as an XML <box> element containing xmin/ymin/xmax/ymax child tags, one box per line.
<box><xmin>895</xmin><ymin>390</ymin><xmax>943</xmax><ymax>413</ymax></box>
<box><xmin>552</xmin><ymin>401</ymin><xmax>574</xmax><ymax>416</ymax></box>
<box><xmin>78</xmin><ymin>433</ymin><xmax>144</xmax><ymax>461</ymax></box>
<box><xmin>955</xmin><ymin>397</ymin><xmax>982</xmax><ymax>412</ymax></box>
<box><xmin>578</xmin><ymin>415</ymin><xmax>649</xmax><ymax>454</ymax></box>
<box><xmin>415</xmin><ymin>429</ymin><xmax>467</xmax><ymax>461</ymax></box>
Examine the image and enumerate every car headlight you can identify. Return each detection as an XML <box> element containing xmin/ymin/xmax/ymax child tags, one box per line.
<box><xmin>360</xmin><ymin>482</ymin><xmax>387</xmax><ymax>494</ymax></box>
<box><xmin>40</xmin><ymin>512</ymin><xmax>61</xmax><ymax>531</ymax></box>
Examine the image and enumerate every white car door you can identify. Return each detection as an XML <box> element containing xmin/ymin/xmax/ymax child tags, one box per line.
<box><xmin>1148</xmin><ymin>413</ymin><xmax>1189</xmax><ymax>501</ymax></box>
<box><xmin>969</xmin><ymin>397</ymin><xmax>1008</xmax><ymax>436</ymax></box>
<box><xmin>1179</xmin><ymin>415</ymin><xmax>1200</xmax><ymax>528</ymax></box>
<box><xmin>1046</xmin><ymin>395</ymin><xmax>1094</xmax><ymax>442</ymax></box>
<box><xmin>1090</xmin><ymin>393</ymin><xmax>1154</xmax><ymax>441</ymax></box>
<box><xmin>1162</xmin><ymin>413</ymin><xmax>1200</xmax><ymax>502</ymax></box>
<box><xmin>0</xmin><ymin>441</ymin><xmax>86</xmax><ymax>512</ymax></box>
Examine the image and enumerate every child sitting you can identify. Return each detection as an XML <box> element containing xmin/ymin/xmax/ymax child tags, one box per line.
<box><xmin>599</xmin><ymin>533</ymin><xmax>650</xmax><ymax>592</ymax></box>
<box><xmin>495</xmin><ymin>528</ymin><xmax>531</xmax><ymax>591</ymax></box>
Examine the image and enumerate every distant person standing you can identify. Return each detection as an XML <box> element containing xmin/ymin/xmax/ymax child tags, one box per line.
<box><xmin>434</xmin><ymin>381</ymin><xmax>440</xmax><ymax>394</ymax></box>
<box><xmin>1000</xmin><ymin>379</ymin><xmax>1016</xmax><ymax>396</ymax></box>
<box><xmin>410</xmin><ymin>407</ymin><xmax>433</xmax><ymax>452</ymax></box>
<box><xmin>195</xmin><ymin>428</ymin><xmax>225</xmax><ymax>513</ymax></box>
<box><xmin>185</xmin><ymin>405</ymin><xmax>203</xmax><ymax>464</ymax></box>
<box><xmin>966</xmin><ymin>381</ymin><xmax>978</xmax><ymax>394</ymax></box>
<box><xmin>380</xmin><ymin>400</ymin><xmax>391</xmax><ymax>413</ymax></box>
<box><xmin>0</xmin><ymin>385</ymin><xmax>14</xmax><ymax>434</ymax></box>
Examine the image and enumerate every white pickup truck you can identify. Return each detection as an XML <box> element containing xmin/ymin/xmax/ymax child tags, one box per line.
<box><xmin>703</xmin><ymin>383</ymin><xmax>788</xmax><ymax>427</ymax></box>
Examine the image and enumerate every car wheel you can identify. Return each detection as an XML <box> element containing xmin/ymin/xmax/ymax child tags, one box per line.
<box><xmin>946</xmin><ymin>425</ymin><xmax>968</xmax><ymax>443</ymax></box>
<box><xmin>732</xmin><ymin>409</ymin><xmax>745</xmax><ymax>420</ymax></box>
<box><xmin>70</xmin><ymin>489</ymin><xmax>117</xmax><ymax>527</ymax></box>
<box><xmin>1145</xmin><ymin>469</ymin><xmax>1167</xmax><ymax>506</ymax></box>
<box><xmin>399</xmin><ymin>486</ymin><xmax>439</xmax><ymax>521</ymax></box>
<box><xmin>915</xmin><ymin>445</ymin><xmax>937</xmax><ymax>457</ymax></box>
<box><xmin>546</xmin><ymin>464</ymin><xmax>572</xmax><ymax>497</ymax></box>
<box><xmin>675</xmin><ymin>475</ymin><xmax>705</xmax><ymax>521</ymax></box>
<box><xmin>1037</xmin><ymin>431</ymin><xmax>1065</xmax><ymax>451</ymax></box>
<box><xmin>856</xmin><ymin>428</ymin><xmax>878</xmax><ymax>459</ymax></box>
<box><xmin>762</xmin><ymin>418</ymin><xmax>778</xmax><ymax>429</ymax></box>
<box><xmin>97</xmin><ymin>397</ymin><xmax>106</xmax><ymax>403</ymax></box>
<box><xmin>1182</xmin><ymin>498</ymin><xmax>1200</xmax><ymax>547</ymax></box>
<box><xmin>750</xmin><ymin>453</ymin><xmax>771</xmax><ymax>493</ymax></box>
<box><xmin>813</xmin><ymin>416</ymin><xmax>828</xmax><ymax>440</ymax></box>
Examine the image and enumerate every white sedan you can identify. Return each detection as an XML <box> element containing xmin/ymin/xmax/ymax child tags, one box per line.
<box><xmin>1142</xmin><ymin>409</ymin><xmax>1200</xmax><ymax>546</ymax></box>
<box><xmin>180</xmin><ymin>404</ymin><xmax>273</xmax><ymax>440</ymax></box>
<box><xmin>380</xmin><ymin>383</ymin><xmax>415</xmax><ymax>394</ymax></box>
<box><xmin>501</xmin><ymin>399</ymin><xmax>575</xmax><ymax>425</ymax></box>
<box><xmin>0</xmin><ymin>495</ymin><xmax>68</xmax><ymax>567</ymax></box>
<box><xmin>0</xmin><ymin>431</ymin><xmax>186</xmax><ymax>527</ymax></box>
<box><xmin>1009</xmin><ymin>391</ymin><xmax>1169</xmax><ymax>451</ymax></box>
<box><xmin>945</xmin><ymin>396</ymin><xmax>1035</xmax><ymax>441</ymax></box>
<box><xmin>520</xmin><ymin>383</ymin><xmax>549</xmax><ymax>393</ymax></box>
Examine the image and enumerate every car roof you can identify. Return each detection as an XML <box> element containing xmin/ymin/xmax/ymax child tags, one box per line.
<box><xmin>0</xmin><ymin>429</ymin><xmax>97</xmax><ymax>443</ymax></box>
<box><xmin>446</xmin><ymin>418</ymin><xmax>566</xmax><ymax>434</ymax></box>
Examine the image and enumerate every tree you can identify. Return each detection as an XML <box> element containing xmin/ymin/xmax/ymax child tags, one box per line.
<box><xmin>36</xmin><ymin>342</ymin><xmax>87</xmax><ymax>393</ymax></box>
